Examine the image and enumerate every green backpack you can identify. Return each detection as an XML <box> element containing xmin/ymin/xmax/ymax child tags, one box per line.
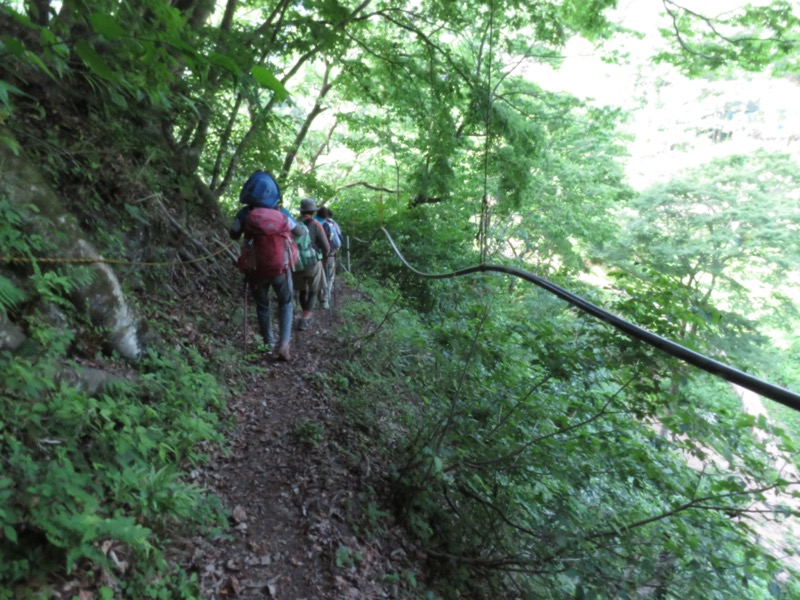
<box><xmin>292</xmin><ymin>222</ymin><xmax>319</xmax><ymax>273</ymax></box>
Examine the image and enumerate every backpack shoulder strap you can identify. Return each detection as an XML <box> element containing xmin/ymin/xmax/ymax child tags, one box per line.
<box><xmin>309</xmin><ymin>219</ymin><xmax>330</xmax><ymax>254</ymax></box>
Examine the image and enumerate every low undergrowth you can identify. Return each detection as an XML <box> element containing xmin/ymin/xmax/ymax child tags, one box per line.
<box><xmin>335</xmin><ymin>274</ymin><xmax>799</xmax><ymax>600</ymax></box>
<box><xmin>1</xmin><ymin>198</ymin><xmax>231</xmax><ymax>598</ymax></box>
<box><xmin>0</xmin><ymin>335</ymin><xmax>229</xmax><ymax>599</ymax></box>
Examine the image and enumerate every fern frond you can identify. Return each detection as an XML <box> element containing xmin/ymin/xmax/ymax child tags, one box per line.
<box><xmin>0</xmin><ymin>276</ymin><xmax>26</xmax><ymax>314</ymax></box>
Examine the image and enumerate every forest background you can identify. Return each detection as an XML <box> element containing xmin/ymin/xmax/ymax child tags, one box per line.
<box><xmin>2</xmin><ymin>0</ymin><xmax>800</xmax><ymax>598</ymax></box>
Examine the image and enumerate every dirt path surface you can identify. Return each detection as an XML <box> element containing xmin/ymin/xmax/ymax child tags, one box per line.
<box><xmin>177</xmin><ymin>284</ymin><xmax>424</xmax><ymax>600</ymax></box>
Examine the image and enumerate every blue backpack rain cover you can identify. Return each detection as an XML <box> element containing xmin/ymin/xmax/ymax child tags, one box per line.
<box><xmin>239</xmin><ymin>171</ymin><xmax>281</xmax><ymax>208</ymax></box>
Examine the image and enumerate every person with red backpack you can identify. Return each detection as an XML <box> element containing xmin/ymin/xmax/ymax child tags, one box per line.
<box><xmin>293</xmin><ymin>198</ymin><xmax>330</xmax><ymax>330</ymax></box>
<box><xmin>230</xmin><ymin>171</ymin><xmax>303</xmax><ymax>361</ymax></box>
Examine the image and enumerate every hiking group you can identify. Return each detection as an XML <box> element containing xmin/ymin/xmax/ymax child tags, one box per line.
<box><xmin>229</xmin><ymin>170</ymin><xmax>343</xmax><ymax>362</ymax></box>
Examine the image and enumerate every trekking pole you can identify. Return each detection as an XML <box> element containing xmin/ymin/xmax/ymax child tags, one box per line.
<box><xmin>328</xmin><ymin>280</ymin><xmax>334</xmax><ymax>325</ymax></box>
<box><xmin>242</xmin><ymin>276</ymin><xmax>249</xmax><ymax>354</ymax></box>
<box><xmin>328</xmin><ymin>260</ymin><xmax>334</xmax><ymax>325</ymax></box>
<box><xmin>328</xmin><ymin>278</ymin><xmax>336</xmax><ymax>325</ymax></box>
<box><xmin>293</xmin><ymin>288</ymin><xmax>302</xmax><ymax>352</ymax></box>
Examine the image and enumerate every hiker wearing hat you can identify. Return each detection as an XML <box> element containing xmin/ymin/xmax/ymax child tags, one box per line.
<box><xmin>231</xmin><ymin>171</ymin><xmax>303</xmax><ymax>361</ymax></box>
<box><xmin>293</xmin><ymin>198</ymin><xmax>330</xmax><ymax>331</ymax></box>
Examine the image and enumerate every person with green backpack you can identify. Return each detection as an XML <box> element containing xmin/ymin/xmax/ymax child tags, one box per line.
<box><xmin>292</xmin><ymin>198</ymin><xmax>330</xmax><ymax>330</ymax></box>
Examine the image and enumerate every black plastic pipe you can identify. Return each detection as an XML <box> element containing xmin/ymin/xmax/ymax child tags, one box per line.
<box><xmin>376</xmin><ymin>228</ymin><xmax>800</xmax><ymax>412</ymax></box>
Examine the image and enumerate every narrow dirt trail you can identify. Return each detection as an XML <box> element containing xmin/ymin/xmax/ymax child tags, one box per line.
<box><xmin>179</xmin><ymin>285</ymin><xmax>423</xmax><ymax>600</ymax></box>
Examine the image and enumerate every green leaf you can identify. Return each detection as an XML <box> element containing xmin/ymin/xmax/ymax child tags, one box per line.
<box><xmin>99</xmin><ymin>587</ymin><xmax>115</xmax><ymax>600</ymax></box>
<box><xmin>0</xmin><ymin>80</ymin><xmax>26</xmax><ymax>107</ymax></box>
<box><xmin>89</xmin><ymin>13</ymin><xmax>126</xmax><ymax>41</ymax></box>
<box><xmin>207</xmin><ymin>51</ymin><xmax>240</xmax><ymax>76</ymax></box>
<box><xmin>74</xmin><ymin>40</ymin><xmax>117</xmax><ymax>81</ymax></box>
<box><xmin>432</xmin><ymin>455</ymin><xmax>443</xmax><ymax>472</ymax></box>
<box><xmin>1</xmin><ymin>35</ymin><xmax>26</xmax><ymax>56</ymax></box>
<box><xmin>149</xmin><ymin>90</ymin><xmax>172</xmax><ymax>110</ymax></box>
<box><xmin>0</xmin><ymin>133</ymin><xmax>22</xmax><ymax>156</ymax></box>
<box><xmin>251</xmin><ymin>65</ymin><xmax>288</xmax><ymax>100</ymax></box>
<box><xmin>0</xmin><ymin>276</ymin><xmax>27</xmax><ymax>313</ymax></box>
<box><xmin>25</xmin><ymin>50</ymin><xmax>58</xmax><ymax>80</ymax></box>
<box><xmin>109</xmin><ymin>89</ymin><xmax>128</xmax><ymax>109</ymax></box>
<box><xmin>3</xmin><ymin>525</ymin><xmax>17</xmax><ymax>543</ymax></box>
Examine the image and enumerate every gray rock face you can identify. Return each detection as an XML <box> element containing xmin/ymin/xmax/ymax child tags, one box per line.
<box><xmin>57</xmin><ymin>364</ymin><xmax>121</xmax><ymax>396</ymax></box>
<box><xmin>73</xmin><ymin>239</ymin><xmax>141</xmax><ymax>360</ymax></box>
<box><xmin>0</xmin><ymin>313</ymin><xmax>26</xmax><ymax>351</ymax></box>
<box><xmin>0</xmin><ymin>128</ymin><xmax>141</xmax><ymax>360</ymax></box>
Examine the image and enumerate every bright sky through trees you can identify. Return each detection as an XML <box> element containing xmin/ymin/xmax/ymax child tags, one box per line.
<box><xmin>527</xmin><ymin>0</ymin><xmax>800</xmax><ymax>188</ymax></box>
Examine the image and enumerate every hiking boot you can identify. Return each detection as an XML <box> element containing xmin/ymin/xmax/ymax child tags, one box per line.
<box><xmin>298</xmin><ymin>318</ymin><xmax>312</xmax><ymax>331</ymax></box>
<box><xmin>320</xmin><ymin>300</ymin><xmax>330</xmax><ymax>309</ymax></box>
<box><xmin>276</xmin><ymin>343</ymin><xmax>291</xmax><ymax>362</ymax></box>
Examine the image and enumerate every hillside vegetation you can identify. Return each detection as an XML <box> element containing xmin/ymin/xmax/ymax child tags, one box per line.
<box><xmin>2</xmin><ymin>0</ymin><xmax>800</xmax><ymax>598</ymax></box>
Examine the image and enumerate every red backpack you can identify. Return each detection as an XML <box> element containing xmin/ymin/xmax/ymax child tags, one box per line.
<box><xmin>237</xmin><ymin>208</ymin><xmax>298</xmax><ymax>279</ymax></box>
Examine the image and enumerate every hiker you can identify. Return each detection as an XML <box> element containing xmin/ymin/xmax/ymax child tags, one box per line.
<box><xmin>293</xmin><ymin>198</ymin><xmax>330</xmax><ymax>330</ymax></box>
<box><xmin>230</xmin><ymin>170</ymin><xmax>303</xmax><ymax>361</ymax></box>
<box><xmin>316</xmin><ymin>206</ymin><xmax>342</xmax><ymax>309</ymax></box>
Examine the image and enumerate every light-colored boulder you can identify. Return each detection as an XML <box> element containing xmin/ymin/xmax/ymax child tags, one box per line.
<box><xmin>0</xmin><ymin>128</ymin><xmax>140</xmax><ymax>359</ymax></box>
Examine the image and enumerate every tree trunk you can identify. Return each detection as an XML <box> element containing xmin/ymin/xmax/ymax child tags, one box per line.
<box><xmin>279</xmin><ymin>63</ymin><xmax>334</xmax><ymax>181</ymax></box>
<box><xmin>25</xmin><ymin>0</ymin><xmax>50</xmax><ymax>26</ymax></box>
<box><xmin>172</xmin><ymin>0</ymin><xmax>216</xmax><ymax>30</ymax></box>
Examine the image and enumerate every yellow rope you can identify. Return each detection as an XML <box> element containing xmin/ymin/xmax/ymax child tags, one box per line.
<box><xmin>0</xmin><ymin>242</ymin><xmax>237</xmax><ymax>267</ymax></box>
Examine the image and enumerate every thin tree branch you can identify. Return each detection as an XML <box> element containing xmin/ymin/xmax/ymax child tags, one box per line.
<box><xmin>306</xmin><ymin>117</ymin><xmax>340</xmax><ymax>174</ymax></box>
<box><xmin>459</xmin><ymin>375</ymin><xmax>637</xmax><ymax>471</ymax></box>
<box><xmin>586</xmin><ymin>480</ymin><xmax>800</xmax><ymax>543</ymax></box>
<box><xmin>662</xmin><ymin>0</ymin><xmax>717</xmax><ymax>61</ymax></box>
<box><xmin>336</xmin><ymin>180</ymin><xmax>398</xmax><ymax>194</ymax></box>
<box><xmin>485</xmin><ymin>374</ymin><xmax>552</xmax><ymax>440</ymax></box>
<box><xmin>279</xmin><ymin>61</ymin><xmax>334</xmax><ymax>181</ymax></box>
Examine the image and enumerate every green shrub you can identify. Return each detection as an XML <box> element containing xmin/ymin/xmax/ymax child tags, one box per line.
<box><xmin>0</xmin><ymin>343</ymin><xmax>227</xmax><ymax>597</ymax></box>
<box><xmin>338</xmin><ymin>275</ymin><xmax>792</xmax><ymax>600</ymax></box>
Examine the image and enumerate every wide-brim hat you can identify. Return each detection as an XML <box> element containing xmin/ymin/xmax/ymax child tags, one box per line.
<box><xmin>300</xmin><ymin>198</ymin><xmax>317</xmax><ymax>212</ymax></box>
